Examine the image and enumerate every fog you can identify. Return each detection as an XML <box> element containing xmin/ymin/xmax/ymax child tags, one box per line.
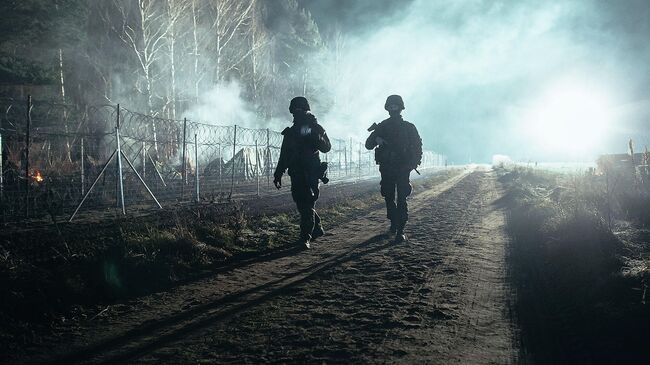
<box><xmin>3</xmin><ymin>0</ymin><xmax>650</xmax><ymax>164</ymax></box>
<box><xmin>304</xmin><ymin>0</ymin><xmax>650</xmax><ymax>163</ymax></box>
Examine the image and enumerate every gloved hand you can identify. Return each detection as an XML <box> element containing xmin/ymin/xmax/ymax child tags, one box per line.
<box><xmin>376</xmin><ymin>136</ymin><xmax>387</xmax><ymax>146</ymax></box>
<box><xmin>300</xmin><ymin>125</ymin><xmax>312</xmax><ymax>136</ymax></box>
<box><xmin>273</xmin><ymin>176</ymin><xmax>282</xmax><ymax>189</ymax></box>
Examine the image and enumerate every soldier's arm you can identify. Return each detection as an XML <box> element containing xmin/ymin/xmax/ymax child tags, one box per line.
<box><xmin>311</xmin><ymin>125</ymin><xmax>331</xmax><ymax>153</ymax></box>
<box><xmin>410</xmin><ymin>125</ymin><xmax>423</xmax><ymax>167</ymax></box>
<box><xmin>274</xmin><ymin>129</ymin><xmax>290</xmax><ymax>179</ymax></box>
<box><xmin>365</xmin><ymin>130</ymin><xmax>378</xmax><ymax>150</ymax></box>
<box><xmin>318</xmin><ymin>131</ymin><xmax>332</xmax><ymax>153</ymax></box>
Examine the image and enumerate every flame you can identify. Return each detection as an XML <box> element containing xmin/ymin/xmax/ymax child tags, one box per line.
<box><xmin>32</xmin><ymin>170</ymin><xmax>44</xmax><ymax>183</ymax></box>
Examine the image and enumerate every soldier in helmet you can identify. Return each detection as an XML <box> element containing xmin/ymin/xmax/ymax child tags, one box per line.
<box><xmin>365</xmin><ymin>95</ymin><xmax>422</xmax><ymax>243</ymax></box>
<box><xmin>274</xmin><ymin>96</ymin><xmax>332</xmax><ymax>249</ymax></box>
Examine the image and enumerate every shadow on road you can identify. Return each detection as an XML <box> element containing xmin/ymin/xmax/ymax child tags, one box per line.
<box><xmin>50</xmin><ymin>234</ymin><xmax>392</xmax><ymax>364</ymax></box>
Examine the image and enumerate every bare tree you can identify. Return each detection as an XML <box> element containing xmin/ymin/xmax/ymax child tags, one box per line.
<box><xmin>327</xmin><ymin>24</ymin><xmax>349</xmax><ymax>109</ymax></box>
<box><xmin>185</xmin><ymin>0</ymin><xmax>265</xmax><ymax>107</ymax></box>
<box><xmin>248</xmin><ymin>3</ymin><xmax>270</xmax><ymax>101</ymax></box>
<box><xmin>58</xmin><ymin>48</ymin><xmax>73</xmax><ymax>162</ymax></box>
<box><xmin>209</xmin><ymin>0</ymin><xmax>256</xmax><ymax>82</ymax></box>
<box><xmin>189</xmin><ymin>0</ymin><xmax>204</xmax><ymax>105</ymax></box>
<box><xmin>109</xmin><ymin>0</ymin><xmax>170</xmax><ymax>153</ymax></box>
<box><xmin>164</xmin><ymin>0</ymin><xmax>190</xmax><ymax>120</ymax></box>
<box><xmin>112</xmin><ymin>0</ymin><xmax>168</xmax><ymax>114</ymax></box>
<box><xmin>87</xmin><ymin>0</ymin><xmax>323</xmax><ymax>123</ymax></box>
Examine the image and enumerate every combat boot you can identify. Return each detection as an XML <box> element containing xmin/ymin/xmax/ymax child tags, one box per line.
<box><xmin>388</xmin><ymin>222</ymin><xmax>397</xmax><ymax>235</ymax></box>
<box><xmin>312</xmin><ymin>226</ymin><xmax>325</xmax><ymax>240</ymax></box>
<box><xmin>298</xmin><ymin>235</ymin><xmax>312</xmax><ymax>249</ymax></box>
<box><xmin>394</xmin><ymin>229</ymin><xmax>407</xmax><ymax>243</ymax></box>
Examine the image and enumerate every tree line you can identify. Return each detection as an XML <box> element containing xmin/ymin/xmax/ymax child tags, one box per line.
<box><xmin>0</xmin><ymin>0</ymin><xmax>344</xmax><ymax>122</ymax></box>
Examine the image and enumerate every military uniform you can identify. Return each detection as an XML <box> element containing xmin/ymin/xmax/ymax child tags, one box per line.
<box><xmin>274</xmin><ymin>97</ymin><xmax>331</xmax><ymax>247</ymax></box>
<box><xmin>366</xmin><ymin>95</ymin><xmax>422</xmax><ymax>241</ymax></box>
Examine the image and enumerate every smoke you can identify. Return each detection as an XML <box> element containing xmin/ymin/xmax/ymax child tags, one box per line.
<box><xmin>183</xmin><ymin>81</ymin><xmax>258</xmax><ymax>127</ymax></box>
<box><xmin>306</xmin><ymin>0</ymin><xmax>650</xmax><ymax>163</ymax></box>
<box><xmin>3</xmin><ymin>0</ymin><xmax>649</xmax><ymax>164</ymax></box>
<box><xmin>52</xmin><ymin>0</ymin><xmax>649</xmax><ymax>163</ymax></box>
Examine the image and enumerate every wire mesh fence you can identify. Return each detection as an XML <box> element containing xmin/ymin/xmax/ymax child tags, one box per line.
<box><xmin>0</xmin><ymin>96</ymin><xmax>447</xmax><ymax>223</ymax></box>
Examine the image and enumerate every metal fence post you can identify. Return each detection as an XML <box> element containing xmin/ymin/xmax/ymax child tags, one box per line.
<box><xmin>230</xmin><ymin>125</ymin><xmax>237</xmax><ymax>197</ymax></box>
<box><xmin>80</xmin><ymin>137</ymin><xmax>85</xmax><ymax>195</ymax></box>
<box><xmin>358</xmin><ymin>142</ymin><xmax>361</xmax><ymax>180</ymax></box>
<box><xmin>195</xmin><ymin>133</ymin><xmax>199</xmax><ymax>203</ymax></box>
<box><xmin>343</xmin><ymin>143</ymin><xmax>348</xmax><ymax>176</ymax></box>
<box><xmin>116</xmin><ymin>104</ymin><xmax>125</xmax><ymax>215</ymax></box>
<box><xmin>218</xmin><ymin>143</ymin><xmax>222</xmax><ymax>192</ymax></box>
<box><xmin>338</xmin><ymin>140</ymin><xmax>342</xmax><ymax>177</ymax></box>
<box><xmin>181</xmin><ymin>117</ymin><xmax>187</xmax><ymax>200</ymax></box>
<box><xmin>141</xmin><ymin>141</ymin><xmax>146</xmax><ymax>178</ymax></box>
<box><xmin>255</xmin><ymin>140</ymin><xmax>260</xmax><ymax>196</ymax></box>
<box><xmin>24</xmin><ymin>95</ymin><xmax>31</xmax><ymax>218</ymax></box>
<box><xmin>266</xmin><ymin>128</ymin><xmax>270</xmax><ymax>188</ymax></box>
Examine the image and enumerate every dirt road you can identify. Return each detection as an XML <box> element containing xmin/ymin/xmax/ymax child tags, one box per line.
<box><xmin>38</xmin><ymin>169</ymin><xmax>518</xmax><ymax>364</ymax></box>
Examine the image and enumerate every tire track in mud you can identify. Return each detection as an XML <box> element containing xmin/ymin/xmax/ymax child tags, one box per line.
<box><xmin>41</xmin><ymin>170</ymin><xmax>470</xmax><ymax>365</ymax></box>
<box><xmin>124</xmin><ymin>170</ymin><xmax>516</xmax><ymax>364</ymax></box>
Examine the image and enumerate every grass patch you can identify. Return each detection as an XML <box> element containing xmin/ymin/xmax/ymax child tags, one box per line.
<box><xmin>499</xmin><ymin>167</ymin><xmax>649</xmax><ymax>364</ymax></box>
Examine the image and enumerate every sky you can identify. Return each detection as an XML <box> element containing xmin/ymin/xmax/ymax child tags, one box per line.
<box><xmin>302</xmin><ymin>0</ymin><xmax>650</xmax><ymax>163</ymax></box>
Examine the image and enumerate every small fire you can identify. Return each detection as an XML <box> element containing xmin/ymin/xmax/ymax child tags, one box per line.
<box><xmin>32</xmin><ymin>170</ymin><xmax>44</xmax><ymax>183</ymax></box>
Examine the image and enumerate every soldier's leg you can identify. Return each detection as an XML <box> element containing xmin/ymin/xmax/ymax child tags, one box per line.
<box><xmin>291</xmin><ymin>175</ymin><xmax>315</xmax><ymax>241</ymax></box>
<box><xmin>395</xmin><ymin>170</ymin><xmax>413</xmax><ymax>232</ymax></box>
<box><xmin>314</xmin><ymin>209</ymin><xmax>321</xmax><ymax>227</ymax></box>
<box><xmin>311</xmin><ymin>208</ymin><xmax>324</xmax><ymax>239</ymax></box>
<box><xmin>297</xmin><ymin>200</ymin><xmax>316</xmax><ymax>240</ymax></box>
<box><xmin>308</xmin><ymin>176</ymin><xmax>324</xmax><ymax>238</ymax></box>
<box><xmin>379</xmin><ymin>168</ymin><xmax>397</xmax><ymax>225</ymax></box>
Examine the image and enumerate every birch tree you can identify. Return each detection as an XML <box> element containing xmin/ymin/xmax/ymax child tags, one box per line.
<box><xmin>209</xmin><ymin>0</ymin><xmax>256</xmax><ymax>83</ymax></box>
<box><xmin>111</xmin><ymin>0</ymin><xmax>170</xmax><ymax>152</ymax></box>
<box><xmin>162</xmin><ymin>0</ymin><xmax>191</xmax><ymax>120</ymax></box>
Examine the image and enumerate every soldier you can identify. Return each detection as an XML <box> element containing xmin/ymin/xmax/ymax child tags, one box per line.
<box><xmin>274</xmin><ymin>96</ymin><xmax>332</xmax><ymax>249</ymax></box>
<box><xmin>365</xmin><ymin>95</ymin><xmax>422</xmax><ymax>243</ymax></box>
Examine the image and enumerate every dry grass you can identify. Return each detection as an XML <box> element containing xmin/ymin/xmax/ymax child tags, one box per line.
<box><xmin>498</xmin><ymin>166</ymin><xmax>649</xmax><ymax>364</ymax></box>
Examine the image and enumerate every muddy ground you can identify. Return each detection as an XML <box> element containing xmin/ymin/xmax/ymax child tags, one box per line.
<box><xmin>4</xmin><ymin>168</ymin><xmax>523</xmax><ymax>364</ymax></box>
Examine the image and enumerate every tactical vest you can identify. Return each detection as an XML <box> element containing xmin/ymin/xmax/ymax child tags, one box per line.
<box><xmin>374</xmin><ymin>119</ymin><xmax>414</xmax><ymax>166</ymax></box>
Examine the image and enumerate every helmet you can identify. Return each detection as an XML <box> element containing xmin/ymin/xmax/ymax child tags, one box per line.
<box><xmin>289</xmin><ymin>96</ymin><xmax>310</xmax><ymax>113</ymax></box>
<box><xmin>384</xmin><ymin>94</ymin><xmax>405</xmax><ymax>111</ymax></box>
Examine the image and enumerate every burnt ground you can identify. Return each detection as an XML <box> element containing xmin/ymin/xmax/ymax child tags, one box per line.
<box><xmin>6</xmin><ymin>168</ymin><xmax>520</xmax><ymax>364</ymax></box>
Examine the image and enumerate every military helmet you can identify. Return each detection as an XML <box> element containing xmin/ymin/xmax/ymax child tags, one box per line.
<box><xmin>384</xmin><ymin>94</ymin><xmax>405</xmax><ymax>111</ymax></box>
<box><xmin>289</xmin><ymin>96</ymin><xmax>310</xmax><ymax>113</ymax></box>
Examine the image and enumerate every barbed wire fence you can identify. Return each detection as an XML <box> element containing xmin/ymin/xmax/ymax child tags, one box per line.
<box><xmin>0</xmin><ymin>96</ymin><xmax>447</xmax><ymax>224</ymax></box>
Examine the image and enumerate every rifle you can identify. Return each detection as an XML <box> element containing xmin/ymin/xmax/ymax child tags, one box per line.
<box><xmin>369</xmin><ymin>122</ymin><xmax>420</xmax><ymax>175</ymax></box>
<box><xmin>368</xmin><ymin>122</ymin><xmax>389</xmax><ymax>147</ymax></box>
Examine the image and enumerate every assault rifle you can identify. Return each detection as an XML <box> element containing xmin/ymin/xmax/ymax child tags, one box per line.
<box><xmin>368</xmin><ymin>122</ymin><xmax>421</xmax><ymax>175</ymax></box>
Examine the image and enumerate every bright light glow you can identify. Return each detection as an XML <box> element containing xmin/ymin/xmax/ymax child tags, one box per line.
<box><xmin>523</xmin><ymin>79</ymin><xmax>614</xmax><ymax>155</ymax></box>
<box><xmin>32</xmin><ymin>170</ymin><xmax>44</xmax><ymax>183</ymax></box>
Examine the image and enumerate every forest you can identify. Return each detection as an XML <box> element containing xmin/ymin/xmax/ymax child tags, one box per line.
<box><xmin>0</xmin><ymin>0</ymin><xmax>341</xmax><ymax>123</ymax></box>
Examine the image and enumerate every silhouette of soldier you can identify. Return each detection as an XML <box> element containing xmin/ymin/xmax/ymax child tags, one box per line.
<box><xmin>274</xmin><ymin>97</ymin><xmax>332</xmax><ymax>249</ymax></box>
<box><xmin>366</xmin><ymin>95</ymin><xmax>422</xmax><ymax>242</ymax></box>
